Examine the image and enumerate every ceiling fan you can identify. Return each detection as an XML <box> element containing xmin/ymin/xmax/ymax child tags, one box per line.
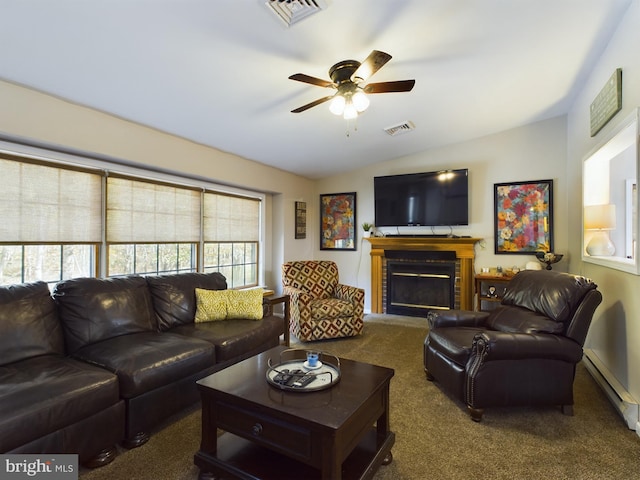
<box><xmin>289</xmin><ymin>50</ymin><xmax>415</xmax><ymax>119</ymax></box>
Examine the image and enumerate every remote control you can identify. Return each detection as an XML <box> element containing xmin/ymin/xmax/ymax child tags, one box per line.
<box><xmin>273</xmin><ymin>369</ymin><xmax>293</xmax><ymax>385</ymax></box>
<box><xmin>291</xmin><ymin>372</ymin><xmax>316</xmax><ymax>388</ymax></box>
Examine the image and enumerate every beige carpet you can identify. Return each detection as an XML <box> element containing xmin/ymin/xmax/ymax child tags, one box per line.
<box><xmin>80</xmin><ymin>315</ymin><xmax>640</xmax><ymax>480</ymax></box>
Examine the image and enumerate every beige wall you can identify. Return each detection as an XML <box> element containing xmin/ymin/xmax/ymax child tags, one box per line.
<box><xmin>567</xmin><ymin>0</ymin><xmax>640</xmax><ymax>419</ymax></box>
<box><xmin>0</xmin><ymin>80</ymin><xmax>317</xmax><ymax>291</ymax></box>
<box><xmin>315</xmin><ymin>115</ymin><xmax>568</xmax><ymax>308</ymax></box>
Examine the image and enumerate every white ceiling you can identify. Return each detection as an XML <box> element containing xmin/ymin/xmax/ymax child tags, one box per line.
<box><xmin>0</xmin><ymin>0</ymin><xmax>632</xmax><ymax>179</ymax></box>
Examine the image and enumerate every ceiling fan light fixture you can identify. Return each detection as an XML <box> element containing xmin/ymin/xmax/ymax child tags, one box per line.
<box><xmin>343</xmin><ymin>101</ymin><xmax>358</xmax><ymax>120</ymax></box>
<box><xmin>329</xmin><ymin>95</ymin><xmax>346</xmax><ymax>115</ymax></box>
<box><xmin>289</xmin><ymin>50</ymin><xmax>415</xmax><ymax>119</ymax></box>
<box><xmin>352</xmin><ymin>90</ymin><xmax>369</xmax><ymax>112</ymax></box>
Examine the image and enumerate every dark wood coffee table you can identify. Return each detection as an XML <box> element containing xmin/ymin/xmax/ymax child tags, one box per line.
<box><xmin>194</xmin><ymin>345</ymin><xmax>395</xmax><ymax>480</ymax></box>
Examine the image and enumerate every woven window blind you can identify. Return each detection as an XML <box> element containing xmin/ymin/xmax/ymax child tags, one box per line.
<box><xmin>203</xmin><ymin>192</ymin><xmax>260</xmax><ymax>242</ymax></box>
<box><xmin>0</xmin><ymin>157</ymin><xmax>102</xmax><ymax>243</ymax></box>
<box><xmin>107</xmin><ymin>177</ymin><xmax>201</xmax><ymax>243</ymax></box>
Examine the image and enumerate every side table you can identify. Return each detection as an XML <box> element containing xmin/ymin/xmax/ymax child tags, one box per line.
<box><xmin>265</xmin><ymin>294</ymin><xmax>290</xmax><ymax>346</ymax></box>
<box><xmin>474</xmin><ymin>274</ymin><xmax>513</xmax><ymax>312</ymax></box>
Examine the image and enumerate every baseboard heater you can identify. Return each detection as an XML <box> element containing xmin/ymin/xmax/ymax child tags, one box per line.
<box><xmin>583</xmin><ymin>349</ymin><xmax>640</xmax><ymax>436</ymax></box>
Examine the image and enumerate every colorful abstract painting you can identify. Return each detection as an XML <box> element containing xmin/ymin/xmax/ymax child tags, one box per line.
<box><xmin>494</xmin><ymin>180</ymin><xmax>553</xmax><ymax>254</ymax></box>
<box><xmin>320</xmin><ymin>192</ymin><xmax>356</xmax><ymax>250</ymax></box>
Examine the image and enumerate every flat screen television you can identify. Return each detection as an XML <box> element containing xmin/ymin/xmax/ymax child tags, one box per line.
<box><xmin>374</xmin><ymin>169</ymin><xmax>469</xmax><ymax>227</ymax></box>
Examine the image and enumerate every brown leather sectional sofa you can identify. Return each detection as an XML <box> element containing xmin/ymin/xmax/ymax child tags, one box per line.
<box><xmin>0</xmin><ymin>272</ymin><xmax>285</xmax><ymax>467</ymax></box>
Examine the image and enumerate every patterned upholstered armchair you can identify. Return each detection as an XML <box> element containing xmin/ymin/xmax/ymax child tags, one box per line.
<box><xmin>282</xmin><ymin>260</ymin><xmax>364</xmax><ymax>342</ymax></box>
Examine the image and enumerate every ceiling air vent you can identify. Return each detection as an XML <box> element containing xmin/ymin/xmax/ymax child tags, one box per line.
<box><xmin>265</xmin><ymin>0</ymin><xmax>328</xmax><ymax>27</ymax></box>
<box><xmin>384</xmin><ymin>121</ymin><xmax>415</xmax><ymax>136</ymax></box>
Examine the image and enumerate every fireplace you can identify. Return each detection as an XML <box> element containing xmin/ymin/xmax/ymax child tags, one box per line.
<box><xmin>367</xmin><ymin>237</ymin><xmax>479</xmax><ymax>314</ymax></box>
<box><xmin>386</xmin><ymin>258</ymin><xmax>456</xmax><ymax>316</ymax></box>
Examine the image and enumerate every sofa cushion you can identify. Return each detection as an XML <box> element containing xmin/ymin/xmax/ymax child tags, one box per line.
<box><xmin>0</xmin><ymin>281</ymin><xmax>64</xmax><ymax>365</ymax></box>
<box><xmin>170</xmin><ymin>316</ymin><xmax>283</xmax><ymax>363</ymax></box>
<box><xmin>0</xmin><ymin>355</ymin><xmax>119</xmax><ymax>452</ymax></box>
<box><xmin>501</xmin><ymin>270</ymin><xmax>597</xmax><ymax>324</ymax></box>
<box><xmin>310</xmin><ymin>297</ymin><xmax>354</xmax><ymax>320</ymax></box>
<box><xmin>146</xmin><ymin>272</ymin><xmax>227</xmax><ymax>330</ymax></box>
<box><xmin>54</xmin><ymin>276</ymin><xmax>156</xmax><ymax>354</ymax></box>
<box><xmin>486</xmin><ymin>305</ymin><xmax>565</xmax><ymax>334</ymax></box>
<box><xmin>71</xmin><ymin>332</ymin><xmax>215</xmax><ymax>398</ymax></box>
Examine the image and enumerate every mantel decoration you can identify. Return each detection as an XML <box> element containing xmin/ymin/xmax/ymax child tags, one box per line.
<box><xmin>320</xmin><ymin>192</ymin><xmax>357</xmax><ymax>250</ymax></box>
<box><xmin>362</xmin><ymin>222</ymin><xmax>373</xmax><ymax>238</ymax></box>
<box><xmin>494</xmin><ymin>179</ymin><xmax>554</xmax><ymax>254</ymax></box>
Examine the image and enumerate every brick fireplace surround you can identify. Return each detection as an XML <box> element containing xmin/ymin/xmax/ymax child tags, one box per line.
<box><xmin>366</xmin><ymin>237</ymin><xmax>481</xmax><ymax>313</ymax></box>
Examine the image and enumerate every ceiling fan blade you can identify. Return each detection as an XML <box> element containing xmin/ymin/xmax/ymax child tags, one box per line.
<box><xmin>291</xmin><ymin>95</ymin><xmax>335</xmax><ymax>113</ymax></box>
<box><xmin>288</xmin><ymin>73</ymin><xmax>335</xmax><ymax>88</ymax></box>
<box><xmin>351</xmin><ymin>50</ymin><xmax>392</xmax><ymax>82</ymax></box>
<box><xmin>364</xmin><ymin>79</ymin><xmax>416</xmax><ymax>94</ymax></box>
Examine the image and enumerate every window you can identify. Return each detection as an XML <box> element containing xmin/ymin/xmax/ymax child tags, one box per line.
<box><xmin>204</xmin><ymin>242</ymin><xmax>258</xmax><ymax>288</ymax></box>
<box><xmin>203</xmin><ymin>192</ymin><xmax>260</xmax><ymax>288</ymax></box>
<box><xmin>0</xmin><ymin>244</ymin><xmax>96</xmax><ymax>288</ymax></box>
<box><xmin>106</xmin><ymin>176</ymin><xmax>201</xmax><ymax>277</ymax></box>
<box><xmin>0</xmin><ymin>155</ymin><xmax>102</xmax><ymax>287</ymax></box>
<box><xmin>108</xmin><ymin>243</ymin><xmax>196</xmax><ymax>277</ymax></box>
<box><xmin>583</xmin><ymin>108</ymin><xmax>640</xmax><ymax>274</ymax></box>
<box><xmin>0</xmin><ymin>149</ymin><xmax>264</xmax><ymax>287</ymax></box>
<box><xmin>0</xmin><ymin>156</ymin><xmax>102</xmax><ymax>243</ymax></box>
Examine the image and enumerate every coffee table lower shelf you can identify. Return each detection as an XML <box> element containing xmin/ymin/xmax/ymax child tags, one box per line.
<box><xmin>194</xmin><ymin>428</ymin><xmax>395</xmax><ymax>480</ymax></box>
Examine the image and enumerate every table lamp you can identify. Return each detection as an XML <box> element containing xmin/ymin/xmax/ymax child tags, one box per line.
<box><xmin>584</xmin><ymin>204</ymin><xmax>616</xmax><ymax>256</ymax></box>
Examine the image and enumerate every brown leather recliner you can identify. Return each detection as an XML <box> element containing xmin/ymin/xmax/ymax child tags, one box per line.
<box><xmin>423</xmin><ymin>270</ymin><xmax>602</xmax><ymax>421</ymax></box>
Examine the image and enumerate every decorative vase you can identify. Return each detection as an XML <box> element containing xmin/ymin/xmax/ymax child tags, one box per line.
<box><xmin>535</xmin><ymin>252</ymin><xmax>563</xmax><ymax>270</ymax></box>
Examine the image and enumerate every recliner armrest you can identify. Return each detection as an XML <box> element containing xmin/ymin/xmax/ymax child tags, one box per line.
<box><xmin>428</xmin><ymin>309</ymin><xmax>490</xmax><ymax>329</ymax></box>
<box><xmin>471</xmin><ymin>331</ymin><xmax>583</xmax><ymax>363</ymax></box>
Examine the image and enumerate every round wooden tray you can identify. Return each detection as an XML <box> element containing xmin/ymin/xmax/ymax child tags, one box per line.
<box><xmin>266</xmin><ymin>349</ymin><xmax>341</xmax><ymax>392</ymax></box>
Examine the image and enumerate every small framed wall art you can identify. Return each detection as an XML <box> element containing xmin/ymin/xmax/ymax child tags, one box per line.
<box><xmin>494</xmin><ymin>179</ymin><xmax>553</xmax><ymax>254</ymax></box>
<box><xmin>295</xmin><ymin>201</ymin><xmax>306</xmax><ymax>239</ymax></box>
<box><xmin>320</xmin><ymin>192</ymin><xmax>357</xmax><ymax>250</ymax></box>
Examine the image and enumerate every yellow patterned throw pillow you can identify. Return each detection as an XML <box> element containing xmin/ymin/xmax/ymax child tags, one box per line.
<box><xmin>226</xmin><ymin>288</ymin><xmax>264</xmax><ymax>320</ymax></box>
<box><xmin>194</xmin><ymin>288</ymin><xmax>228</xmax><ymax>323</ymax></box>
<box><xmin>194</xmin><ymin>288</ymin><xmax>264</xmax><ymax>322</ymax></box>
